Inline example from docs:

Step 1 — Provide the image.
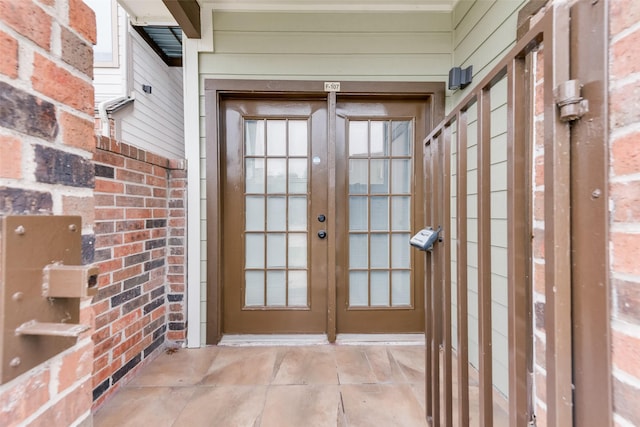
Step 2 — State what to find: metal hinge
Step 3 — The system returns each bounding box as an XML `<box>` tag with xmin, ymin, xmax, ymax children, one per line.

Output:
<box><xmin>554</xmin><ymin>80</ymin><xmax>589</xmax><ymax>122</ymax></box>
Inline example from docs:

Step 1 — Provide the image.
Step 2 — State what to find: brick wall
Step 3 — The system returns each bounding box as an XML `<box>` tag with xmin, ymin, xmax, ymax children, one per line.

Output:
<box><xmin>609</xmin><ymin>1</ymin><xmax>640</xmax><ymax>425</ymax></box>
<box><xmin>0</xmin><ymin>0</ymin><xmax>96</xmax><ymax>425</ymax></box>
<box><xmin>91</xmin><ymin>135</ymin><xmax>186</xmax><ymax>408</ymax></box>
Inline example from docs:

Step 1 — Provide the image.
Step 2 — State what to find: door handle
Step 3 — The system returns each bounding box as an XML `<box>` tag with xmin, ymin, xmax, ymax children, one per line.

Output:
<box><xmin>317</xmin><ymin>230</ymin><xmax>327</xmax><ymax>239</ymax></box>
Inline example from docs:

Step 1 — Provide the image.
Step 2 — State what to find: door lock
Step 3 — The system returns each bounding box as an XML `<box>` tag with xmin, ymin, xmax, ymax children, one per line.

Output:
<box><xmin>318</xmin><ymin>230</ymin><xmax>327</xmax><ymax>239</ymax></box>
<box><xmin>317</xmin><ymin>214</ymin><xmax>326</xmax><ymax>223</ymax></box>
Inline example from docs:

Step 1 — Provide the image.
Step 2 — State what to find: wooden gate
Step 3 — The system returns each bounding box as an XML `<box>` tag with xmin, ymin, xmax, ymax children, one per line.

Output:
<box><xmin>422</xmin><ymin>1</ymin><xmax>610</xmax><ymax>426</ymax></box>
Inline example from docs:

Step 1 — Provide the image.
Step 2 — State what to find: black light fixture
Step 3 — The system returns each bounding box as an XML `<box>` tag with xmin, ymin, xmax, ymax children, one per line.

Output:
<box><xmin>142</xmin><ymin>84</ymin><xmax>152</xmax><ymax>94</ymax></box>
<box><xmin>448</xmin><ymin>65</ymin><xmax>473</xmax><ymax>90</ymax></box>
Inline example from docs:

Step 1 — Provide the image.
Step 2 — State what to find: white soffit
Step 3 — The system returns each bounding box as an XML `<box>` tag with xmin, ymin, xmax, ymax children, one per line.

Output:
<box><xmin>117</xmin><ymin>0</ymin><xmax>177</xmax><ymax>25</ymax></box>
<box><xmin>118</xmin><ymin>0</ymin><xmax>458</xmax><ymax>22</ymax></box>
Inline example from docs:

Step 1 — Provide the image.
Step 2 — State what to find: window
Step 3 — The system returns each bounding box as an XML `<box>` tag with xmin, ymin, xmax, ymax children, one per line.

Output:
<box><xmin>85</xmin><ymin>0</ymin><xmax>119</xmax><ymax>67</ymax></box>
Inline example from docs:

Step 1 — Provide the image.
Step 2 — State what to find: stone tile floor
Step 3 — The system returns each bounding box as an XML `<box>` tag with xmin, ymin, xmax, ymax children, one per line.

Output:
<box><xmin>93</xmin><ymin>345</ymin><xmax>428</xmax><ymax>427</ymax></box>
<box><xmin>93</xmin><ymin>344</ymin><xmax>509</xmax><ymax>426</ymax></box>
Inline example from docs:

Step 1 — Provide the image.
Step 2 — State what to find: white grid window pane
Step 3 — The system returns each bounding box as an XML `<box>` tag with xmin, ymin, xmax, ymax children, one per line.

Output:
<box><xmin>245</xmin><ymin>196</ymin><xmax>264</xmax><ymax>231</ymax></box>
<box><xmin>288</xmin><ymin>158</ymin><xmax>308</xmax><ymax>194</ymax></box>
<box><xmin>288</xmin><ymin>196</ymin><xmax>307</xmax><ymax>231</ymax></box>
<box><xmin>370</xmin><ymin>234</ymin><xmax>389</xmax><ymax>268</ymax></box>
<box><xmin>371</xmin><ymin>271</ymin><xmax>390</xmax><ymax>306</ymax></box>
<box><xmin>245</xmin><ymin>120</ymin><xmax>265</xmax><ymax>156</ymax></box>
<box><xmin>267</xmin><ymin>196</ymin><xmax>286</xmax><ymax>231</ymax></box>
<box><xmin>349</xmin><ymin>121</ymin><xmax>368</xmax><ymax>157</ymax></box>
<box><xmin>288</xmin><ymin>120</ymin><xmax>308</xmax><ymax>156</ymax></box>
<box><xmin>349</xmin><ymin>271</ymin><xmax>368</xmax><ymax>306</ymax></box>
<box><xmin>288</xmin><ymin>271</ymin><xmax>307</xmax><ymax>307</ymax></box>
<box><xmin>245</xmin><ymin>271</ymin><xmax>264</xmax><ymax>306</ymax></box>
<box><xmin>245</xmin><ymin>234</ymin><xmax>264</xmax><ymax>268</ymax></box>
<box><xmin>371</xmin><ymin>196</ymin><xmax>389</xmax><ymax>231</ymax></box>
<box><xmin>267</xmin><ymin>159</ymin><xmax>286</xmax><ymax>193</ymax></box>
<box><xmin>349</xmin><ymin>234</ymin><xmax>368</xmax><ymax>269</ymax></box>
<box><xmin>267</xmin><ymin>120</ymin><xmax>286</xmax><ymax>156</ymax></box>
<box><xmin>245</xmin><ymin>158</ymin><xmax>265</xmax><ymax>193</ymax></box>
<box><xmin>266</xmin><ymin>233</ymin><xmax>286</xmax><ymax>268</ymax></box>
<box><xmin>391</xmin><ymin>233</ymin><xmax>410</xmax><ymax>268</ymax></box>
<box><xmin>288</xmin><ymin>233</ymin><xmax>307</xmax><ymax>268</ymax></box>
<box><xmin>267</xmin><ymin>271</ymin><xmax>286</xmax><ymax>306</ymax></box>
<box><xmin>392</xmin><ymin>270</ymin><xmax>411</xmax><ymax>306</ymax></box>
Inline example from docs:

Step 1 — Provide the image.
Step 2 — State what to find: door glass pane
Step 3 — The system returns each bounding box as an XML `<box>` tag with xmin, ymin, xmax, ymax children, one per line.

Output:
<box><xmin>288</xmin><ymin>271</ymin><xmax>307</xmax><ymax>307</ymax></box>
<box><xmin>267</xmin><ymin>270</ymin><xmax>286</xmax><ymax>305</ymax></box>
<box><xmin>370</xmin><ymin>234</ymin><xmax>389</xmax><ymax>268</ymax></box>
<box><xmin>246</xmin><ymin>196</ymin><xmax>264</xmax><ymax>231</ymax></box>
<box><xmin>245</xmin><ymin>120</ymin><xmax>265</xmax><ymax>156</ymax></box>
<box><xmin>245</xmin><ymin>233</ymin><xmax>264</xmax><ymax>268</ymax></box>
<box><xmin>267</xmin><ymin>197</ymin><xmax>286</xmax><ymax>231</ymax></box>
<box><xmin>246</xmin><ymin>158</ymin><xmax>265</xmax><ymax>193</ymax></box>
<box><xmin>370</xmin><ymin>121</ymin><xmax>388</xmax><ymax>156</ymax></box>
<box><xmin>267</xmin><ymin>158</ymin><xmax>286</xmax><ymax>193</ymax></box>
<box><xmin>349</xmin><ymin>159</ymin><xmax>368</xmax><ymax>194</ymax></box>
<box><xmin>289</xmin><ymin>120</ymin><xmax>307</xmax><ymax>156</ymax></box>
<box><xmin>245</xmin><ymin>271</ymin><xmax>264</xmax><ymax>306</ymax></box>
<box><xmin>371</xmin><ymin>271</ymin><xmax>390</xmax><ymax>306</ymax></box>
<box><xmin>392</xmin><ymin>270</ymin><xmax>411</xmax><ymax>306</ymax></box>
<box><xmin>288</xmin><ymin>158</ymin><xmax>308</xmax><ymax>194</ymax></box>
<box><xmin>266</xmin><ymin>233</ymin><xmax>286</xmax><ymax>268</ymax></box>
<box><xmin>243</xmin><ymin>115</ymin><xmax>311</xmax><ymax>310</ymax></box>
<box><xmin>391</xmin><ymin>196</ymin><xmax>410</xmax><ymax>231</ymax></box>
<box><xmin>391</xmin><ymin>121</ymin><xmax>411</xmax><ymax>156</ymax></box>
<box><xmin>288</xmin><ymin>196</ymin><xmax>307</xmax><ymax>231</ymax></box>
<box><xmin>349</xmin><ymin>271</ymin><xmax>368</xmax><ymax>306</ymax></box>
<box><xmin>267</xmin><ymin>120</ymin><xmax>286</xmax><ymax>156</ymax></box>
<box><xmin>288</xmin><ymin>233</ymin><xmax>307</xmax><ymax>268</ymax></box>
<box><xmin>349</xmin><ymin>234</ymin><xmax>368</xmax><ymax>269</ymax></box>
<box><xmin>347</xmin><ymin>118</ymin><xmax>413</xmax><ymax>309</ymax></box>
<box><xmin>370</xmin><ymin>159</ymin><xmax>389</xmax><ymax>194</ymax></box>
<box><xmin>370</xmin><ymin>196</ymin><xmax>389</xmax><ymax>231</ymax></box>
<box><xmin>392</xmin><ymin>233</ymin><xmax>410</xmax><ymax>268</ymax></box>
<box><xmin>349</xmin><ymin>196</ymin><xmax>368</xmax><ymax>231</ymax></box>
<box><xmin>392</xmin><ymin>159</ymin><xmax>411</xmax><ymax>193</ymax></box>
<box><xmin>349</xmin><ymin>121</ymin><xmax>368</xmax><ymax>156</ymax></box>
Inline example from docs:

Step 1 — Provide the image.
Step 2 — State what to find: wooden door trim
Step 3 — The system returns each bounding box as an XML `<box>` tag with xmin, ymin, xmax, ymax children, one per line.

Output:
<box><xmin>205</xmin><ymin>79</ymin><xmax>445</xmax><ymax>344</ymax></box>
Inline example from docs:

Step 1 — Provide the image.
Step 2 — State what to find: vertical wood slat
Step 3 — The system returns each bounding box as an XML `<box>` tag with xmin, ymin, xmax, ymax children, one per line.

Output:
<box><xmin>477</xmin><ymin>88</ymin><xmax>493</xmax><ymax>427</ymax></box>
<box><xmin>543</xmin><ymin>4</ymin><xmax>574</xmax><ymax>426</ymax></box>
<box><xmin>424</xmin><ymin>139</ymin><xmax>434</xmax><ymax>425</ymax></box>
<box><xmin>456</xmin><ymin>112</ymin><xmax>470</xmax><ymax>427</ymax></box>
<box><xmin>507</xmin><ymin>57</ymin><xmax>532</xmax><ymax>425</ymax></box>
<box><xmin>442</xmin><ymin>126</ymin><xmax>453</xmax><ymax>427</ymax></box>
<box><xmin>431</xmin><ymin>135</ymin><xmax>442</xmax><ymax>426</ymax></box>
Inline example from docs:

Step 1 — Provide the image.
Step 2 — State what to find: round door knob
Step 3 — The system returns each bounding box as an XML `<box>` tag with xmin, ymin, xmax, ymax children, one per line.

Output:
<box><xmin>318</xmin><ymin>230</ymin><xmax>327</xmax><ymax>239</ymax></box>
<box><xmin>317</xmin><ymin>214</ymin><xmax>326</xmax><ymax>223</ymax></box>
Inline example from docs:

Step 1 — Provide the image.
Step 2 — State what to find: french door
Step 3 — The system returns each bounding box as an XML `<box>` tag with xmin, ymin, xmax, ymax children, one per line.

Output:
<box><xmin>219</xmin><ymin>92</ymin><xmax>428</xmax><ymax>335</ymax></box>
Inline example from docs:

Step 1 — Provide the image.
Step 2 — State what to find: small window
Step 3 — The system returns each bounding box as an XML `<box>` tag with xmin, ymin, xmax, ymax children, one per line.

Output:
<box><xmin>85</xmin><ymin>0</ymin><xmax>119</xmax><ymax>67</ymax></box>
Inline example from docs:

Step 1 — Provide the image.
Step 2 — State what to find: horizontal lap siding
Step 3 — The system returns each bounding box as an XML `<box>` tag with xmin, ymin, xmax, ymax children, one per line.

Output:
<box><xmin>120</xmin><ymin>28</ymin><xmax>184</xmax><ymax>159</ymax></box>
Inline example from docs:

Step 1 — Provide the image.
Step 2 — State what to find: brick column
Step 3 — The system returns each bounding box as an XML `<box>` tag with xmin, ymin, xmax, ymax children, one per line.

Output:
<box><xmin>609</xmin><ymin>1</ymin><xmax>640</xmax><ymax>425</ymax></box>
<box><xmin>0</xmin><ymin>0</ymin><xmax>96</xmax><ymax>425</ymax></box>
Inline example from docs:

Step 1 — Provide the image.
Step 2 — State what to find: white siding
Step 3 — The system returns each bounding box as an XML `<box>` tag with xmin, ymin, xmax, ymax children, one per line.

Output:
<box><xmin>118</xmin><ymin>26</ymin><xmax>184</xmax><ymax>159</ymax></box>
<box><xmin>447</xmin><ymin>0</ymin><xmax>527</xmax><ymax>111</ymax></box>
<box><xmin>93</xmin><ymin>5</ymin><xmax>128</xmax><ymax>104</ymax></box>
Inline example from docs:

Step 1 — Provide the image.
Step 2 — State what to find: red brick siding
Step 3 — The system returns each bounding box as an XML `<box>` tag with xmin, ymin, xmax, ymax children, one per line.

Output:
<box><xmin>0</xmin><ymin>1</ymin><xmax>95</xmax><ymax>425</ymax></box>
<box><xmin>609</xmin><ymin>0</ymin><xmax>640</xmax><ymax>425</ymax></box>
<box><xmin>91</xmin><ymin>136</ymin><xmax>186</xmax><ymax>408</ymax></box>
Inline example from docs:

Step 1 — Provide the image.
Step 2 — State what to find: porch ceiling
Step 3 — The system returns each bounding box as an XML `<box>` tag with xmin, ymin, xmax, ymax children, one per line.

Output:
<box><xmin>118</xmin><ymin>0</ymin><xmax>458</xmax><ymax>26</ymax></box>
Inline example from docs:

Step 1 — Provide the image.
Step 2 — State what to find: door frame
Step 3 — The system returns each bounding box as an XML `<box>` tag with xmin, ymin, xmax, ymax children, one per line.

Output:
<box><xmin>204</xmin><ymin>79</ymin><xmax>445</xmax><ymax>344</ymax></box>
